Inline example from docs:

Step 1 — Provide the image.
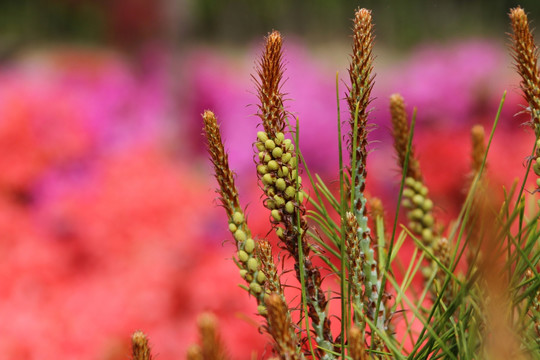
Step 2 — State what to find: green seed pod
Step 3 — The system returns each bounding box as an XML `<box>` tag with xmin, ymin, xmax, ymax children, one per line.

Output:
<box><xmin>419</xmin><ymin>185</ymin><xmax>429</xmax><ymax>196</ymax></box>
<box><xmin>413</xmin><ymin>181</ymin><xmax>424</xmax><ymax>193</ymax></box>
<box><xmin>245</xmin><ymin>274</ymin><xmax>253</xmax><ymax>282</ymax></box>
<box><xmin>265</xmin><ymin>139</ymin><xmax>276</xmax><ymax>150</ymax></box>
<box><xmin>537</xmin><ymin>178</ymin><xmax>540</xmax><ymax>188</ymax></box>
<box><xmin>410</xmin><ymin>208</ymin><xmax>424</xmax><ymax>220</ymax></box>
<box><xmin>288</xmin><ymin>143</ymin><xmax>295</xmax><ymax>152</ymax></box>
<box><xmin>421</xmin><ymin>267</ymin><xmax>433</xmax><ymax>279</ymax></box>
<box><xmin>275</xmin><ymin>132</ymin><xmax>285</xmax><ymax>145</ymax></box>
<box><xmin>266</xmin><ymin>186</ymin><xmax>276</xmax><ymax>198</ymax></box>
<box><xmin>233</xmin><ymin>212</ymin><xmax>244</xmax><ymax>225</ymax></box>
<box><xmin>250</xmin><ymin>282</ymin><xmax>262</xmax><ymax>294</ymax></box>
<box><xmin>403</xmin><ymin>188</ymin><xmax>415</xmax><ymax>198</ymax></box>
<box><xmin>239</xmin><ymin>269</ymin><xmax>248</xmax><ymax>279</ymax></box>
<box><xmin>234</xmin><ymin>229</ymin><xmax>246</xmax><ymax>242</ymax></box>
<box><xmin>289</xmin><ymin>157</ymin><xmax>297</xmax><ymax>169</ymax></box>
<box><xmin>263</xmin><ymin>153</ymin><xmax>272</xmax><ymax>163</ymax></box>
<box><xmin>262</xmin><ymin>173</ymin><xmax>274</xmax><ymax>185</ymax></box>
<box><xmin>297</xmin><ymin>176</ymin><xmax>302</xmax><ymax>185</ymax></box>
<box><xmin>412</xmin><ymin>194</ymin><xmax>424</xmax><ymax>206</ymax></box>
<box><xmin>257</xmin><ymin>131</ymin><xmax>269</xmax><ymax>143</ymax></box>
<box><xmin>238</xmin><ymin>250</ymin><xmax>249</xmax><ymax>262</ymax></box>
<box><xmin>285</xmin><ymin>201</ymin><xmax>295</xmax><ymax>214</ymax></box>
<box><xmin>533</xmin><ymin>163</ymin><xmax>540</xmax><ymax>176</ymax></box>
<box><xmin>422</xmin><ymin>213</ymin><xmax>434</xmax><ymax>227</ymax></box>
<box><xmin>290</xmin><ymin>169</ymin><xmax>298</xmax><ymax>181</ymax></box>
<box><xmin>281</xmin><ymin>152</ymin><xmax>292</xmax><ymax>164</ymax></box>
<box><xmin>275</xmin><ymin>178</ymin><xmax>286</xmax><ymax>191</ymax></box>
<box><xmin>536</xmin><ymin>157</ymin><xmax>540</xmax><ymax>166</ymax></box>
<box><xmin>256</xmin><ymin>271</ymin><xmax>266</xmax><ymax>284</ymax></box>
<box><xmin>244</xmin><ymin>238</ymin><xmax>255</xmax><ymax>253</ymax></box>
<box><xmin>275</xmin><ymin>227</ymin><xmax>284</xmax><ymax>238</ymax></box>
<box><xmin>247</xmin><ymin>258</ymin><xmax>259</xmax><ymax>272</ymax></box>
<box><xmin>401</xmin><ymin>199</ymin><xmax>412</xmax><ymax>209</ymax></box>
<box><xmin>266</xmin><ymin>200</ymin><xmax>276</xmax><ymax>209</ymax></box>
<box><xmin>281</xmin><ymin>166</ymin><xmax>289</xmax><ymax>177</ymax></box>
<box><xmin>284</xmin><ymin>186</ymin><xmax>295</xmax><ymax>199</ymax></box>
<box><xmin>273</xmin><ymin>195</ymin><xmax>285</xmax><ymax>208</ymax></box>
<box><xmin>257</xmin><ymin>164</ymin><xmax>267</xmax><ymax>175</ymax></box>
<box><xmin>421</xmin><ymin>228</ymin><xmax>433</xmax><ymax>243</ymax></box>
<box><xmin>272</xmin><ymin>147</ymin><xmax>283</xmax><ymax>159</ymax></box>
<box><xmin>271</xmin><ymin>209</ymin><xmax>282</xmax><ymax>222</ymax></box>
<box><xmin>257</xmin><ymin>305</ymin><xmax>267</xmax><ymax>315</ymax></box>
<box><xmin>256</xmin><ymin>142</ymin><xmax>265</xmax><ymax>152</ymax></box>
<box><xmin>298</xmin><ymin>191</ymin><xmax>304</xmax><ymax>203</ymax></box>
<box><xmin>537</xmin><ymin>139</ymin><xmax>540</xmax><ymax>149</ymax></box>
<box><xmin>228</xmin><ymin>223</ymin><xmax>237</xmax><ymax>233</ymax></box>
<box><xmin>405</xmin><ymin>177</ymin><xmax>416</xmax><ymax>188</ymax></box>
<box><xmin>258</xmin><ymin>151</ymin><xmax>265</xmax><ymax>160</ymax></box>
<box><xmin>267</xmin><ymin>160</ymin><xmax>279</xmax><ymax>171</ymax></box>
<box><xmin>422</xmin><ymin>198</ymin><xmax>433</xmax><ymax>212</ymax></box>
<box><xmin>283</xmin><ymin>139</ymin><xmax>292</xmax><ymax>149</ymax></box>
<box><xmin>277</xmin><ymin>168</ymin><xmax>283</xmax><ymax>177</ymax></box>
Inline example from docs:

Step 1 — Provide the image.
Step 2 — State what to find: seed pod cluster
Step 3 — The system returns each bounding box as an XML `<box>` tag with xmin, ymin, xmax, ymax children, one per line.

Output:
<box><xmin>255</xmin><ymin>131</ymin><xmax>305</xmax><ymax>244</ymax></box>
<box><xmin>228</xmin><ymin>210</ymin><xmax>267</xmax><ymax>308</ymax></box>
<box><xmin>402</xmin><ymin>176</ymin><xmax>436</xmax><ymax>247</ymax></box>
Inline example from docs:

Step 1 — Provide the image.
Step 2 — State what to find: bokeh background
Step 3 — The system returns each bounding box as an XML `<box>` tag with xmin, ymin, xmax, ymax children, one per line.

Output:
<box><xmin>1</xmin><ymin>0</ymin><xmax>540</xmax><ymax>359</ymax></box>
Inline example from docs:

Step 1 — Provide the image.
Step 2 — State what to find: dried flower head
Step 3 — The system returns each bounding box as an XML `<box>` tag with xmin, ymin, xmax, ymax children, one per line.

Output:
<box><xmin>131</xmin><ymin>331</ymin><xmax>152</xmax><ymax>360</ymax></box>
<box><xmin>390</xmin><ymin>93</ymin><xmax>421</xmax><ymax>181</ymax></box>
<box><xmin>265</xmin><ymin>293</ymin><xmax>303</xmax><ymax>359</ymax></box>
<box><xmin>509</xmin><ymin>7</ymin><xmax>540</xmax><ymax>130</ymax></box>
<box><xmin>471</xmin><ymin>124</ymin><xmax>486</xmax><ymax>174</ymax></box>
<box><xmin>202</xmin><ymin>110</ymin><xmax>240</xmax><ymax>217</ymax></box>
<box><xmin>255</xmin><ymin>31</ymin><xmax>286</xmax><ymax>138</ymax></box>
<box><xmin>197</xmin><ymin>313</ymin><xmax>229</xmax><ymax>360</ymax></box>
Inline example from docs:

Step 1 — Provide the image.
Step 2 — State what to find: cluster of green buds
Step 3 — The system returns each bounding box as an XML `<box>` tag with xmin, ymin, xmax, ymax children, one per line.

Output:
<box><xmin>255</xmin><ymin>131</ymin><xmax>304</xmax><ymax>240</ymax></box>
<box><xmin>227</xmin><ymin>210</ymin><xmax>267</xmax><ymax>313</ymax></box>
<box><xmin>402</xmin><ymin>176</ymin><xmax>436</xmax><ymax>247</ymax></box>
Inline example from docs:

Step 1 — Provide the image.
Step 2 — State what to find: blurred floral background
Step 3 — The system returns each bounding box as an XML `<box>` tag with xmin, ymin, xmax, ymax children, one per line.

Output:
<box><xmin>1</xmin><ymin>0</ymin><xmax>540</xmax><ymax>359</ymax></box>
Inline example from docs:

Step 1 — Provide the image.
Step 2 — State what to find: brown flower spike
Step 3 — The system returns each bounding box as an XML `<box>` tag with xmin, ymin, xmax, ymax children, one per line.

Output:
<box><xmin>509</xmin><ymin>7</ymin><xmax>540</xmax><ymax>130</ymax></box>
<box><xmin>253</xmin><ymin>31</ymin><xmax>334</xmax><ymax>357</ymax></box>
<box><xmin>131</xmin><ymin>331</ymin><xmax>152</xmax><ymax>360</ymax></box>
<box><xmin>255</xmin><ymin>30</ymin><xmax>286</xmax><ymax>138</ymax></box>
<box><xmin>390</xmin><ymin>93</ymin><xmax>421</xmax><ymax>181</ymax></box>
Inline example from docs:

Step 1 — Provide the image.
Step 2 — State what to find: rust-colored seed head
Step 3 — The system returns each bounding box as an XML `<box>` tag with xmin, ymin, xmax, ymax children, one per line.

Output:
<box><xmin>389</xmin><ymin>93</ymin><xmax>421</xmax><ymax>181</ymax></box>
<box><xmin>256</xmin><ymin>31</ymin><xmax>286</xmax><ymax>138</ymax></box>
<box><xmin>348</xmin><ymin>326</ymin><xmax>367</xmax><ymax>360</ymax></box>
<box><xmin>202</xmin><ymin>110</ymin><xmax>240</xmax><ymax>217</ymax></box>
<box><xmin>348</xmin><ymin>8</ymin><xmax>375</xmax><ymax>169</ymax></box>
<box><xmin>471</xmin><ymin>124</ymin><xmax>486</xmax><ymax>173</ymax></box>
<box><xmin>265</xmin><ymin>293</ymin><xmax>301</xmax><ymax>359</ymax></box>
<box><xmin>198</xmin><ymin>313</ymin><xmax>229</xmax><ymax>360</ymax></box>
<box><xmin>131</xmin><ymin>331</ymin><xmax>152</xmax><ymax>360</ymax></box>
<box><xmin>509</xmin><ymin>7</ymin><xmax>540</xmax><ymax>129</ymax></box>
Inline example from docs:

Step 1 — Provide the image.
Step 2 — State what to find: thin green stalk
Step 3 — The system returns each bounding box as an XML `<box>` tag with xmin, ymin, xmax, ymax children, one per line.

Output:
<box><xmin>337</xmin><ymin>71</ymin><xmax>348</xmax><ymax>359</ymax></box>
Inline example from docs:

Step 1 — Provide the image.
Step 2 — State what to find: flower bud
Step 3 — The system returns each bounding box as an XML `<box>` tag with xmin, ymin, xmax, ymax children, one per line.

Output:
<box><xmin>285</xmin><ymin>201</ymin><xmax>295</xmax><ymax>214</ymax></box>
<box><xmin>272</xmin><ymin>147</ymin><xmax>283</xmax><ymax>158</ymax></box>
<box><xmin>247</xmin><ymin>258</ymin><xmax>259</xmax><ymax>272</ymax></box>
<box><xmin>244</xmin><ymin>238</ymin><xmax>255</xmax><ymax>253</ymax></box>
<box><xmin>265</xmin><ymin>139</ymin><xmax>276</xmax><ymax>150</ymax></box>
<box><xmin>276</xmin><ymin>178</ymin><xmax>286</xmax><ymax>191</ymax></box>
<box><xmin>233</xmin><ymin>211</ymin><xmax>244</xmax><ymax>224</ymax></box>
<box><xmin>275</xmin><ymin>132</ymin><xmax>285</xmax><ymax>145</ymax></box>
<box><xmin>257</xmin><ymin>131</ymin><xmax>269</xmax><ymax>143</ymax></box>
<box><xmin>234</xmin><ymin>229</ymin><xmax>246</xmax><ymax>242</ymax></box>
<box><xmin>267</xmin><ymin>160</ymin><xmax>279</xmax><ymax>171</ymax></box>
<box><xmin>238</xmin><ymin>250</ymin><xmax>249</xmax><ymax>262</ymax></box>
<box><xmin>271</xmin><ymin>209</ymin><xmax>282</xmax><ymax>221</ymax></box>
